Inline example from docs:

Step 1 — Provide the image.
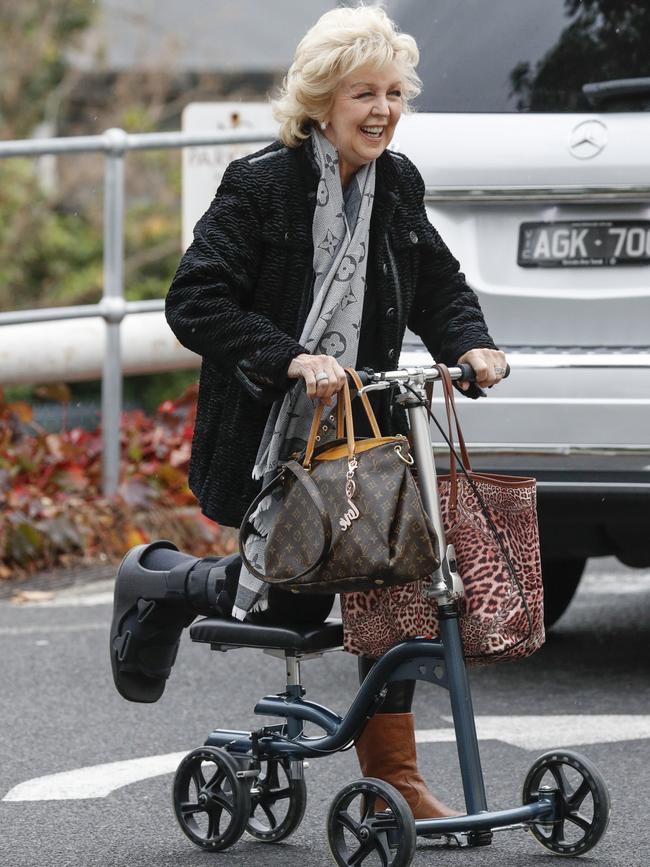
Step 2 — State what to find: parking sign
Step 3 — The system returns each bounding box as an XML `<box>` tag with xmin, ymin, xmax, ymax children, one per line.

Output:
<box><xmin>181</xmin><ymin>102</ymin><xmax>277</xmax><ymax>249</ymax></box>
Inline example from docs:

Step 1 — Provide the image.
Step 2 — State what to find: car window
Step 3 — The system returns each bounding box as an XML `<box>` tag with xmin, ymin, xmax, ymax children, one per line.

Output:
<box><xmin>386</xmin><ymin>0</ymin><xmax>650</xmax><ymax>112</ymax></box>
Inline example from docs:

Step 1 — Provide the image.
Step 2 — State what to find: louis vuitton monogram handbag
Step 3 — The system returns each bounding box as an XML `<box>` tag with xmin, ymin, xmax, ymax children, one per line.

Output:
<box><xmin>239</xmin><ymin>369</ymin><xmax>440</xmax><ymax>593</ymax></box>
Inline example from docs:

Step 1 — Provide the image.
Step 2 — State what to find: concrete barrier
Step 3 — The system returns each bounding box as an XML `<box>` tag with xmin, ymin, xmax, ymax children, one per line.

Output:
<box><xmin>0</xmin><ymin>312</ymin><xmax>200</xmax><ymax>386</ymax></box>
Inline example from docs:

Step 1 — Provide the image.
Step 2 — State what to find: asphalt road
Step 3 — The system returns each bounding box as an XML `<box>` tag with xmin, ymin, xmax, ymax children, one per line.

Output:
<box><xmin>0</xmin><ymin>558</ymin><xmax>649</xmax><ymax>867</ymax></box>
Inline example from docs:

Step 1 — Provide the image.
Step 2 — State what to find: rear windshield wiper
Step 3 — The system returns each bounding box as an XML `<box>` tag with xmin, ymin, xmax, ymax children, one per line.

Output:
<box><xmin>582</xmin><ymin>77</ymin><xmax>650</xmax><ymax>110</ymax></box>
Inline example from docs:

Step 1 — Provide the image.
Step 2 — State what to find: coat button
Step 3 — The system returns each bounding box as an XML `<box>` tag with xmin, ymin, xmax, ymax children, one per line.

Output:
<box><xmin>409</xmin><ymin>231</ymin><xmax>418</xmax><ymax>244</ymax></box>
<box><xmin>388</xmin><ymin>348</ymin><xmax>396</xmax><ymax>360</ymax></box>
<box><xmin>382</xmin><ymin>262</ymin><xmax>388</xmax><ymax>275</ymax></box>
<box><xmin>385</xmin><ymin>307</ymin><xmax>396</xmax><ymax>320</ymax></box>
<box><xmin>284</xmin><ymin>231</ymin><xmax>290</xmax><ymax>241</ymax></box>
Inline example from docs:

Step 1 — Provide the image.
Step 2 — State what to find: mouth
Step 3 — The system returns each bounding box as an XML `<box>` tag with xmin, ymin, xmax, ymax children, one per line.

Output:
<box><xmin>359</xmin><ymin>126</ymin><xmax>386</xmax><ymax>142</ymax></box>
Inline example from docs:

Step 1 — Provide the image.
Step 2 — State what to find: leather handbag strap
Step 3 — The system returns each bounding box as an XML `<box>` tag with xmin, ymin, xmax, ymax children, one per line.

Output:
<box><xmin>425</xmin><ymin>369</ymin><xmax>470</xmax><ymax>467</ymax></box>
<box><xmin>336</xmin><ymin>388</ymin><xmax>347</xmax><ymax>440</ymax></box>
<box><xmin>425</xmin><ymin>364</ymin><xmax>473</xmax><ymax>512</ymax></box>
<box><xmin>337</xmin><ymin>368</ymin><xmax>382</xmax><ymax>439</ymax></box>
<box><xmin>238</xmin><ymin>459</ymin><xmax>333</xmax><ymax>583</ymax></box>
<box><xmin>303</xmin><ymin>400</ymin><xmax>327</xmax><ymax>468</ymax></box>
<box><xmin>304</xmin><ymin>376</ymin><xmax>356</xmax><ymax>467</ymax></box>
<box><xmin>435</xmin><ymin>365</ymin><xmax>472</xmax><ymax>468</ymax></box>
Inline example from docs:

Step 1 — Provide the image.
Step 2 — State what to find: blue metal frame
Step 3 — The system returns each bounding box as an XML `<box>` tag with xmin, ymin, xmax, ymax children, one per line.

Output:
<box><xmin>201</xmin><ymin>378</ymin><xmax>561</xmax><ymax>840</ymax></box>
<box><xmin>204</xmin><ymin>605</ymin><xmax>557</xmax><ymax>836</ymax></box>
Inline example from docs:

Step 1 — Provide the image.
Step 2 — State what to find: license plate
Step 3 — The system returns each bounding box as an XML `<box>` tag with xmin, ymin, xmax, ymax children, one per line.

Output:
<box><xmin>518</xmin><ymin>220</ymin><xmax>650</xmax><ymax>267</ymax></box>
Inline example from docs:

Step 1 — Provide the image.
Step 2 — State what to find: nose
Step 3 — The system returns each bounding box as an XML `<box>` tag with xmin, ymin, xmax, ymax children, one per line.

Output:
<box><xmin>371</xmin><ymin>94</ymin><xmax>390</xmax><ymax>117</ymax></box>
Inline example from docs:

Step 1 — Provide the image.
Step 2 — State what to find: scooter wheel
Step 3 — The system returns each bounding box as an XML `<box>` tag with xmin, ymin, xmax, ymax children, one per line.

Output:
<box><xmin>327</xmin><ymin>777</ymin><xmax>416</xmax><ymax>867</ymax></box>
<box><xmin>522</xmin><ymin>749</ymin><xmax>611</xmax><ymax>856</ymax></box>
<box><xmin>173</xmin><ymin>746</ymin><xmax>251</xmax><ymax>851</ymax></box>
<box><xmin>246</xmin><ymin>757</ymin><xmax>307</xmax><ymax>842</ymax></box>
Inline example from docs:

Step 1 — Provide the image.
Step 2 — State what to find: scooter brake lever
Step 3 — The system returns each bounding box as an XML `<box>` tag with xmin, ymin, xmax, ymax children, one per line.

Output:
<box><xmin>358</xmin><ymin>381</ymin><xmax>391</xmax><ymax>396</ymax></box>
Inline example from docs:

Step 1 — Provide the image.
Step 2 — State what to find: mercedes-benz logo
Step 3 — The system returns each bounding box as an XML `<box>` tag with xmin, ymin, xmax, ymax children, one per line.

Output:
<box><xmin>568</xmin><ymin>119</ymin><xmax>608</xmax><ymax>160</ymax></box>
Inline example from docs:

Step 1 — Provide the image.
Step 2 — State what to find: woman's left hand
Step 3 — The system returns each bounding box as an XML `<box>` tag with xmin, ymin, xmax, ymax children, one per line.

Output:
<box><xmin>456</xmin><ymin>348</ymin><xmax>508</xmax><ymax>391</ymax></box>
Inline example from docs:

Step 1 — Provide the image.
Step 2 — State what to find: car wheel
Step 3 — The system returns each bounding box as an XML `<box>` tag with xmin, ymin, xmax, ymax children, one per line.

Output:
<box><xmin>541</xmin><ymin>556</ymin><xmax>586</xmax><ymax>629</ymax></box>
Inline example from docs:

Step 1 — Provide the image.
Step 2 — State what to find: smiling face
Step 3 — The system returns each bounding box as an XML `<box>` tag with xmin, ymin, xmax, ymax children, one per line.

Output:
<box><xmin>323</xmin><ymin>61</ymin><xmax>403</xmax><ymax>187</ymax></box>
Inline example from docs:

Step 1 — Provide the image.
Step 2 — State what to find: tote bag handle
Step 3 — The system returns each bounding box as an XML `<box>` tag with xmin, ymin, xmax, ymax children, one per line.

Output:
<box><xmin>429</xmin><ymin>364</ymin><xmax>474</xmax><ymax>512</ymax></box>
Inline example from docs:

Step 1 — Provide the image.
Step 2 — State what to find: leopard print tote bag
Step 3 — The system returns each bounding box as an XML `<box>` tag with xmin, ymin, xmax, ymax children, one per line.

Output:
<box><xmin>341</xmin><ymin>365</ymin><xmax>545</xmax><ymax>663</ymax></box>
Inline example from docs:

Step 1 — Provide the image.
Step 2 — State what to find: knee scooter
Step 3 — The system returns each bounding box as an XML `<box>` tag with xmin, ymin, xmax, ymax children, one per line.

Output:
<box><xmin>161</xmin><ymin>365</ymin><xmax>610</xmax><ymax>864</ymax></box>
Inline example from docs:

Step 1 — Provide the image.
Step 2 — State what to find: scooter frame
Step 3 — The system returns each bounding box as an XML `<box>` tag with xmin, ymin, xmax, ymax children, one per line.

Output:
<box><xmin>198</xmin><ymin>366</ymin><xmax>558</xmax><ymax>844</ymax></box>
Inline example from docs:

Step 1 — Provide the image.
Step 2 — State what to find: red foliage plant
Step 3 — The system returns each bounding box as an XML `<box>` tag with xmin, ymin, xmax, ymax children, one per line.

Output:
<box><xmin>0</xmin><ymin>384</ymin><xmax>231</xmax><ymax>578</ymax></box>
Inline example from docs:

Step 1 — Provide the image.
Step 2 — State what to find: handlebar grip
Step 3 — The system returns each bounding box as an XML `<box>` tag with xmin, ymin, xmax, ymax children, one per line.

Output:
<box><xmin>349</xmin><ymin>368</ymin><xmax>373</xmax><ymax>386</ymax></box>
<box><xmin>458</xmin><ymin>363</ymin><xmax>476</xmax><ymax>382</ymax></box>
<box><xmin>458</xmin><ymin>362</ymin><xmax>510</xmax><ymax>383</ymax></box>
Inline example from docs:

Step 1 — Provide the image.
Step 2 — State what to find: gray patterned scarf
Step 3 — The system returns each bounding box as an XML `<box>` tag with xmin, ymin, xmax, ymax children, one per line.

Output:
<box><xmin>231</xmin><ymin>128</ymin><xmax>376</xmax><ymax>619</ymax></box>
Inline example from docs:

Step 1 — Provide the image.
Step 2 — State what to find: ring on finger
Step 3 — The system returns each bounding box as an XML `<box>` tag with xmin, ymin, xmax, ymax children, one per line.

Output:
<box><xmin>315</xmin><ymin>371</ymin><xmax>329</xmax><ymax>382</ymax></box>
<box><xmin>494</xmin><ymin>366</ymin><xmax>506</xmax><ymax>375</ymax></box>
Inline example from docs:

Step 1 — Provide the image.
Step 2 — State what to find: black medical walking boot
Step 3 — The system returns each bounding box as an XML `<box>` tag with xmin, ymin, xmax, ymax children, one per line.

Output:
<box><xmin>109</xmin><ymin>540</ymin><xmax>241</xmax><ymax>703</ymax></box>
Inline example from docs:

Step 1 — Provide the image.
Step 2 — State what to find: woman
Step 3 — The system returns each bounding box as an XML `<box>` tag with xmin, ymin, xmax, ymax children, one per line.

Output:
<box><xmin>111</xmin><ymin>5</ymin><xmax>507</xmax><ymax>819</ymax></box>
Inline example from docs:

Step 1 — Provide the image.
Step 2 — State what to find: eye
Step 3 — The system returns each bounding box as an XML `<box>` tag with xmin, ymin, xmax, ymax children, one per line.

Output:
<box><xmin>354</xmin><ymin>91</ymin><xmax>373</xmax><ymax>99</ymax></box>
<box><xmin>389</xmin><ymin>89</ymin><xmax>402</xmax><ymax>98</ymax></box>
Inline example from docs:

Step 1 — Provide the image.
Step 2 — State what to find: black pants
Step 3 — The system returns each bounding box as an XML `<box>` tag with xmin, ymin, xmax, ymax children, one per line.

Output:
<box><xmin>358</xmin><ymin>655</ymin><xmax>415</xmax><ymax>714</ymax></box>
<box><xmin>247</xmin><ymin>587</ymin><xmax>336</xmax><ymax>626</ymax></box>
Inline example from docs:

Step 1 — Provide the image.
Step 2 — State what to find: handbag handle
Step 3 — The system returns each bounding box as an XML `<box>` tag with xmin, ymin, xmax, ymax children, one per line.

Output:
<box><xmin>336</xmin><ymin>368</ymin><xmax>382</xmax><ymax>439</ymax></box>
<box><xmin>425</xmin><ymin>365</ymin><xmax>471</xmax><ymax>474</ymax></box>
<box><xmin>435</xmin><ymin>365</ymin><xmax>472</xmax><ymax>466</ymax></box>
<box><xmin>238</xmin><ymin>459</ymin><xmax>333</xmax><ymax>583</ymax></box>
<box><xmin>432</xmin><ymin>364</ymin><xmax>474</xmax><ymax>512</ymax></box>
<box><xmin>303</xmin><ymin>375</ymin><xmax>357</xmax><ymax>468</ymax></box>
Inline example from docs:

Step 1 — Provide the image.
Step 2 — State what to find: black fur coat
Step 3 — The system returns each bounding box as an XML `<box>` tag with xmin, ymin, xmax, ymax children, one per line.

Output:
<box><xmin>165</xmin><ymin>138</ymin><xmax>496</xmax><ymax>526</ymax></box>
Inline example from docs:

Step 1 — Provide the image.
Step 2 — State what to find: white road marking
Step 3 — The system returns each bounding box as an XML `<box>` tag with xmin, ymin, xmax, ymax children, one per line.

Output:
<box><xmin>2</xmin><ymin>752</ymin><xmax>189</xmax><ymax>802</ymax></box>
<box><xmin>417</xmin><ymin>714</ymin><xmax>650</xmax><ymax>750</ymax></box>
<box><xmin>0</xmin><ymin>623</ymin><xmax>106</xmax><ymax>637</ymax></box>
<box><xmin>578</xmin><ymin>571</ymin><xmax>650</xmax><ymax>595</ymax></box>
<box><xmin>6</xmin><ymin>581</ymin><xmax>115</xmax><ymax>608</ymax></box>
<box><xmin>3</xmin><ymin>715</ymin><xmax>649</xmax><ymax>802</ymax></box>
<box><xmin>40</xmin><ymin>591</ymin><xmax>115</xmax><ymax>606</ymax></box>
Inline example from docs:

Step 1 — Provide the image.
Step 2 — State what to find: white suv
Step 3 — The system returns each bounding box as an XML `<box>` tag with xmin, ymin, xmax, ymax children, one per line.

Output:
<box><xmin>388</xmin><ymin>0</ymin><xmax>650</xmax><ymax>625</ymax></box>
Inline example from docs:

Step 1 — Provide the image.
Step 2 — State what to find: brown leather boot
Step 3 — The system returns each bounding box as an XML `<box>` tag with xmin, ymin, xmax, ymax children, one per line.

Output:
<box><xmin>354</xmin><ymin>712</ymin><xmax>461</xmax><ymax>819</ymax></box>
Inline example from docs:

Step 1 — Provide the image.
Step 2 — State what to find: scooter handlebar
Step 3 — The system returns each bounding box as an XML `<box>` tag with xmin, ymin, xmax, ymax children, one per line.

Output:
<box><xmin>351</xmin><ymin>362</ymin><xmax>510</xmax><ymax>387</ymax></box>
<box><xmin>458</xmin><ymin>362</ymin><xmax>511</xmax><ymax>383</ymax></box>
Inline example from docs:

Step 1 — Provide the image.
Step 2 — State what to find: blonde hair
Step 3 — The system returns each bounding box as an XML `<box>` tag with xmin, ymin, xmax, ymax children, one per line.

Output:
<box><xmin>272</xmin><ymin>4</ymin><xmax>421</xmax><ymax>147</ymax></box>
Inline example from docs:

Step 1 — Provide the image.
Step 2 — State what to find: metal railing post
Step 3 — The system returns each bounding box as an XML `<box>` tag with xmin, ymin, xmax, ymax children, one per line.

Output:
<box><xmin>101</xmin><ymin>128</ymin><xmax>128</xmax><ymax>496</ymax></box>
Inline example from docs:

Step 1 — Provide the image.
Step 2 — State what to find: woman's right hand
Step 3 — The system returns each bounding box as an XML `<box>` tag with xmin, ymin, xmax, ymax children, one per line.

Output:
<box><xmin>287</xmin><ymin>353</ymin><xmax>347</xmax><ymax>403</ymax></box>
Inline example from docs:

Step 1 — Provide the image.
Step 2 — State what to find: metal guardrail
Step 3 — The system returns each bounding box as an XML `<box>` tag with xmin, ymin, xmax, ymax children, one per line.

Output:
<box><xmin>0</xmin><ymin>127</ymin><xmax>277</xmax><ymax>495</ymax></box>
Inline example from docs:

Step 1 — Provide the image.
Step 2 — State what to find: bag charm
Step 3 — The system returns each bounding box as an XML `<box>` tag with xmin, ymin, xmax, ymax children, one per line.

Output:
<box><xmin>340</xmin><ymin>457</ymin><xmax>360</xmax><ymax>531</ymax></box>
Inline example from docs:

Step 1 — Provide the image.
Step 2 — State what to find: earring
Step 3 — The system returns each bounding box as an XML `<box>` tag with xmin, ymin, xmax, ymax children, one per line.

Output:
<box><xmin>320</xmin><ymin>121</ymin><xmax>328</xmax><ymax>131</ymax></box>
